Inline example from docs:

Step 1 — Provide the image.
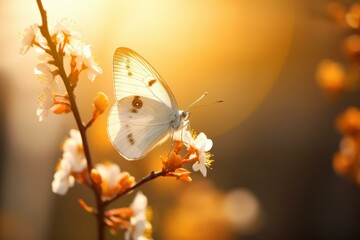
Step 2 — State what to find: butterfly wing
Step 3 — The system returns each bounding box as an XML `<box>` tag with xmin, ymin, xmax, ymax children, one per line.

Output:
<box><xmin>112</xmin><ymin>47</ymin><xmax>179</xmax><ymax>110</ymax></box>
<box><xmin>108</xmin><ymin>96</ymin><xmax>176</xmax><ymax>160</ymax></box>
<box><xmin>108</xmin><ymin>48</ymin><xmax>183</xmax><ymax>159</ymax></box>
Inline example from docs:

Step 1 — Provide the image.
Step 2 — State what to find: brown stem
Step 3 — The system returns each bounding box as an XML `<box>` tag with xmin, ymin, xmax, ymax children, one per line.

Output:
<box><xmin>85</xmin><ymin>111</ymin><xmax>99</xmax><ymax>129</ymax></box>
<box><xmin>97</xmin><ymin>201</ymin><xmax>106</xmax><ymax>239</ymax></box>
<box><xmin>35</xmin><ymin>1</ymin><xmax>104</xmax><ymax>239</ymax></box>
<box><xmin>35</xmin><ymin>2</ymin><xmax>168</xmax><ymax>239</ymax></box>
<box><xmin>105</xmin><ymin>169</ymin><xmax>166</xmax><ymax>205</ymax></box>
<box><xmin>36</xmin><ymin>0</ymin><xmax>93</xmax><ymax>171</ymax></box>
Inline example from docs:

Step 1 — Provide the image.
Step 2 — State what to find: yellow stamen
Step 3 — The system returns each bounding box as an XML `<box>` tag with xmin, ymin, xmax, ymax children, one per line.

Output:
<box><xmin>38</xmin><ymin>92</ymin><xmax>46</xmax><ymax>106</ymax></box>
<box><xmin>143</xmin><ymin>209</ymin><xmax>153</xmax><ymax>239</ymax></box>
<box><xmin>190</xmin><ymin>129</ymin><xmax>198</xmax><ymax>139</ymax></box>
<box><xmin>205</xmin><ymin>152</ymin><xmax>214</xmax><ymax>169</ymax></box>
<box><xmin>37</xmin><ymin>74</ymin><xmax>48</xmax><ymax>85</ymax></box>
<box><xmin>144</xmin><ymin>224</ymin><xmax>153</xmax><ymax>239</ymax></box>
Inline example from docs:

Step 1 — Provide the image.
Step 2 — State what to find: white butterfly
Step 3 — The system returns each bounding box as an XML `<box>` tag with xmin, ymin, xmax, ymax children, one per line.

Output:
<box><xmin>107</xmin><ymin>47</ymin><xmax>189</xmax><ymax>160</ymax></box>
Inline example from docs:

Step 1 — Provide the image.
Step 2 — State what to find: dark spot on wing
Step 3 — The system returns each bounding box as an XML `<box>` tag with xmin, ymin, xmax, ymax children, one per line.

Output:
<box><xmin>130</xmin><ymin>108</ymin><xmax>138</xmax><ymax>113</ymax></box>
<box><xmin>132</xmin><ymin>96</ymin><xmax>143</xmax><ymax>109</ymax></box>
<box><xmin>128</xmin><ymin>71</ymin><xmax>132</xmax><ymax>76</ymax></box>
<box><xmin>126</xmin><ymin>64</ymin><xmax>130</xmax><ymax>69</ymax></box>
<box><xmin>148</xmin><ymin>79</ymin><xmax>156</xmax><ymax>87</ymax></box>
<box><xmin>127</xmin><ymin>133</ymin><xmax>135</xmax><ymax>145</ymax></box>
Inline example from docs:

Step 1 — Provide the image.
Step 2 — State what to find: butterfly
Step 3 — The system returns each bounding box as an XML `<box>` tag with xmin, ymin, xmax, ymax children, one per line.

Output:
<box><xmin>107</xmin><ymin>47</ymin><xmax>189</xmax><ymax>160</ymax></box>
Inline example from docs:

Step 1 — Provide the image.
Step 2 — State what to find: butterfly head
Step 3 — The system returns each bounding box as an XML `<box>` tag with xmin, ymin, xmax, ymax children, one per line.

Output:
<box><xmin>171</xmin><ymin>110</ymin><xmax>190</xmax><ymax>130</ymax></box>
<box><xmin>181</xmin><ymin>110</ymin><xmax>190</xmax><ymax>122</ymax></box>
<box><xmin>180</xmin><ymin>110</ymin><xmax>190</xmax><ymax>129</ymax></box>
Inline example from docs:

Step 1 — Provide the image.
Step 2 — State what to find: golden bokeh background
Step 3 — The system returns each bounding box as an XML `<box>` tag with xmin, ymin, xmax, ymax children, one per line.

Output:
<box><xmin>1</xmin><ymin>0</ymin><xmax>360</xmax><ymax>240</ymax></box>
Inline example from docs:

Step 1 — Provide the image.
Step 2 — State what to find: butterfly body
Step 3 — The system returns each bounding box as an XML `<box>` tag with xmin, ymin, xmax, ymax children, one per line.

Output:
<box><xmin>108</xmin><ymin>48</ymin><xmax>188</xmax><ymax>160</ymax></box>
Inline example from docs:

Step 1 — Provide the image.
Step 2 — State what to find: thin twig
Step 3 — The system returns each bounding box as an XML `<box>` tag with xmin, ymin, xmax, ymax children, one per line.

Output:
<box><xmin>36</xmin><ymin>0</ymin><xmax>94</xmax><ymax>172</ymax></box>
<box><xmin>35</xmin><ymin>1</ymin><xmax>104</xmax><ymax>239</ymax></box>
<box><xmin>105</xmin><ymin>169</ymin><xmax>166</xmax><ymax>205</ymax></box>
<box><xmin>35</xmin><ymin>2</ymin><xmax>168</xmax><ymax>239</ymax></box>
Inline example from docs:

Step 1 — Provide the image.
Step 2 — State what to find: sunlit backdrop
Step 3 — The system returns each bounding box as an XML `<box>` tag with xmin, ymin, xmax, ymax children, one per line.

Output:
<box><xmin>2</xmin><ymin>0</ymin><xmax>360</xmax><ymax>240</ymax></box>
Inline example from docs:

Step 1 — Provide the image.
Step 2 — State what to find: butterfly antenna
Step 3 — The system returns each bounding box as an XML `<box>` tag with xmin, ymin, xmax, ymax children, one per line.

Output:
<box><xmin>189</xmin><ymin>99</ymin><xmax>224</xmax><ymax>109</ymax></box>
<box><xmin>186</xmin><ymin>92</ymin><xmax>208</xmax><ymax>110</ymax></box>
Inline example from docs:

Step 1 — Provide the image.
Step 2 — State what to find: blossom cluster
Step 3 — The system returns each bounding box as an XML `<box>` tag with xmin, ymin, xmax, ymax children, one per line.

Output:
<box><xmin>91</xmin><ymin>162</ymin><xmax>135</xmax><ymax>201</ymax></box>
<box><xmin>52</xmin><ymin>127</ymin><xmax>215</xmax><ymax>195</ymax></box>
<box><xmin>80</xmin><ymin>191</ymin><xmax>151</xmax><ymax>240</ymax></box>
<box><xmin>52</xmin><ymin>129</ymin><xmax>147</xmax><ymax>239</ymax></box>
<box><xmin>105</xmin><ymin>192</ymin><xmax>152</xmax><ymax>240</ymax></box>
<box><xmin>162</xmin><ymin>129</ymin><xmax>214</xmax><ymax>183</ymax></box>
<box><xmin>20</xmin><ymin>19</ymin><xmax>102</xmax><ymax>121</ymax></box>
<box><xmin>22</xmin><ymin>8</ymin><xmax>215</xmax><ymax>240</ymax></box>
<box><xmin>52</xmin><ymin>129</ymin><xmax>86</xmax><ymax>195</ymax></box>
<box><xmin>52</xmin><ymin>129</ymin><xmax>135</xmax><ymax>199</ymax></box>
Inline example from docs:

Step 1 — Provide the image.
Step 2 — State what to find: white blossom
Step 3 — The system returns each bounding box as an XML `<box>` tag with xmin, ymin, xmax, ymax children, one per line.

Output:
<box><xmin>65</xmin><ymin>38</ymin><xmax>84</xmax><ymax>56</ymax></box>
<box><xmin>53</xmin><ymin>18</ymin><xmax>81</xmax><ymax>43</ymax></box>
<box><xmin>125</xmin><ymin>192</ymin><xmax>152</xmax><ymax>240</ymax></box>
<box><xmin>34</xmin><ymin>63</ymin><xmax>58</xmax><ymax>90</ymax></box>
<box><xmin>173</xmin><ymin>128</ymin><xmax>193</xmax><ymax>145</ymax></box>
<box><xmin>64</xmin><ymin>41</ymin><xmax>102</xmax><ymax>81</ymax></box>
<box><xmin>36</xmin><ymin>87</ymin><xmax>70</xmax><ymax>121</ymax></box>
<box><xmin>190</xmin><ymin>132</ymin><xmax>213</xmax><ymax>177</ymax></box>
<box><xmin>19</xmin><ymin>24</ymin><xmax>39</xmax><ymax>55</ymax></box>
<box><xmin>62</xmin><ymin>129</ymin><xmax>87</xmax><ymax>172</ymax></box>
<box><xmin>96</xmin><ymin>163</ymin><xmax>121</xmax><ymax>187</ymax></box>
<box><xmin>77</xmin><ymin>44</ymin><xmax>103</xmax><ymax>81</ymax></box>
<box><xmin>51</xmin><ymin>159</ymin><xmax>75</xmax><ymax>195</ymax></box>
<box><xmin>95</xmin><ymin>162</ymin><xmax>131</xmax><ymax>201</ymax></box>
<box><xmin>36</xmin><ymin>87</ymin><xmax>54</xmax><ymax>122</ymax></box>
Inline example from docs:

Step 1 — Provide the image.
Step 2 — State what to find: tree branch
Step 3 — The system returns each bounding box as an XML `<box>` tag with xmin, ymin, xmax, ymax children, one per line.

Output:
<box><xmin>105</xmin><ymin>169</ymin><xmax>166</xmax><ymax>205</ymax></box>
<box><xmin>36</xmin><ymin>1</ymin><xmax>103</xmax><ymax>239</ymax></box>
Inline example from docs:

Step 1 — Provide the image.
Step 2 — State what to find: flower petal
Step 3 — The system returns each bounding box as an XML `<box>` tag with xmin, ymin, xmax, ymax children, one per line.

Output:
<box><xmin>205</xmin><ymin>139</ymin><xmax>213</xmax><ymax>152</ymax></box>
<box><xmin>192</xmin><ymin>161</ymin><xmax>207</xmax><ymax>177</ymax></box>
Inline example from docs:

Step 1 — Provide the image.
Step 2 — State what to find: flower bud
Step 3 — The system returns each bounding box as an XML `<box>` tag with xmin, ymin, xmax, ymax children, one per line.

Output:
<box><xmin>179</xmin><ymin>174</ymin><xmax>192</xmax><ymax>183</ymax></box>
<box><xmin>169</xmin><ymin>168</ymin><xmax>192</xmax><ymax>183</ymax></box>
<box><xmin>94</xmin><ymin>92</ymin><xmax>108</xmax><ymax>114</ymax></box>
<box><xmin>90</xmin><ymin>168</ymin><xmax>102</xmax><ymax>185</ymax></box>
<box><xmin>162</xmin><ymin>151</ymin><xmax>183</xmax><ymax>172</ymax></box>
<box><xmin>119</xmin><ymin>174</ymin><xmax>135</xmax><ymax>192</ymax></box>
<box><xmin>52</xmin><ymin>103</ymin><xmax>71</xmax><ymax>114</ymax></box>
<box><xmin>78</xmin><ymin>199</ymin><xmax>94</xmax><ymax>213</ymax></box>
